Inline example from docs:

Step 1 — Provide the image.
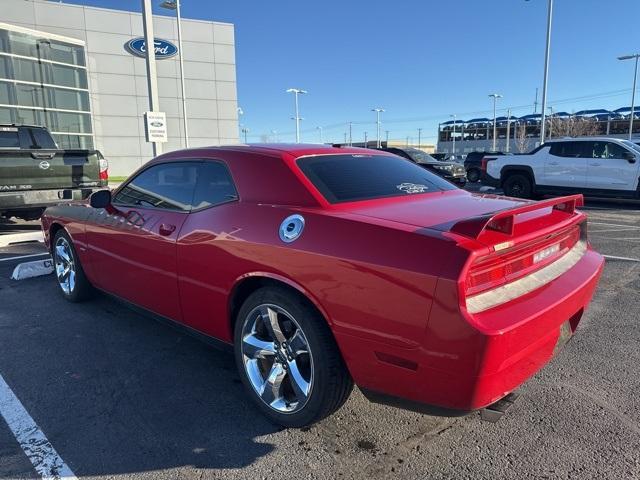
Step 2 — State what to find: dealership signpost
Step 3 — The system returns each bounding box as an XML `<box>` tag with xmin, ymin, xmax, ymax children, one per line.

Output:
<box><xmin>141</xmin><ymin>0</ymin><xmax>163</xmax><ymax>156</ymax></box>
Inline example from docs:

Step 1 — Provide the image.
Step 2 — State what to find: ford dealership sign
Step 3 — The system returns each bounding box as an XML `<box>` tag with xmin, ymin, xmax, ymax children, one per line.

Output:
<box><xmin>125</xmin><ymin>37</ymin><xmax>178</xmax><ymax>59</ymax></box>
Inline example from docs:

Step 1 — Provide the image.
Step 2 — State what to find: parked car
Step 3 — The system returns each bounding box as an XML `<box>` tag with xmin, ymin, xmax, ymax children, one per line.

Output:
<box><xmin>483</xmin><ymin>137</ymin><xmax>640</xmax><ymax>199</ymax></box>
<box><xmin>374</xmin><ymin>146</ymin><xmax>467</xmax><ymax>185</ymax></box>
<box><xmin>464</xmin><ymin>151</ymin><xmax>506</xmax><ymax>183</ymax></box>
<box><xmin>41</xmin><ymin>144</ymin><xmax>604</xmax><ymax>427</ymax></box>
<box><xmin>0</xmin><ymin>124</ymin><xmax>108</xmax><ymax>220</ymax></box>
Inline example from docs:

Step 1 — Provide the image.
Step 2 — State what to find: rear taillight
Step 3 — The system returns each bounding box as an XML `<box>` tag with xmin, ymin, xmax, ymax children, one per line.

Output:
<box><xmin>480</xmin><ymin>156</ymin><xmax>495</xmax><ymax>173</ymax></box>
<box><xmin>99</xmin><ymin>157</ymin><xmax>109</xmax><ymax>182</ymax></box>
<box><xmin>465</xmin><ymin>225</ymin><xmax>581</xmax><ymax>297</ymax></box>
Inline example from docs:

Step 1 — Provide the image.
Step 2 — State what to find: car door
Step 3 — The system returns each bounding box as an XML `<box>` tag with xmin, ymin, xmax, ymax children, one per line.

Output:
<box><xmin>586</xmin><ymin>141</ymin><xmax>639</xmax><ymax>191</ymax></box>
<box><xmin>543</xmin><ymin>141</ymin><xmax>588</xmax><ymax>188</ymax></box>
<box><xmin>176</xmin><ymin>160</ymin><xmax>241</xmax><ymax>339</ymax></box>
<box><xmin>85</xmin><ymin>161</ymin><xmax>198</xmax><ymax>321</ymax></box>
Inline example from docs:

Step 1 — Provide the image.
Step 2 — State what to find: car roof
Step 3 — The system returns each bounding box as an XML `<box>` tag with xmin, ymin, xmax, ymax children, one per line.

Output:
<box><xmin>545</xmin><ymin>137</ymin><xmax>630</xmax><ymax>143</ymax></box>
<box><xmin>172</xmin><ymin>143</ymin><xmax>384</xmax><ymax>158</ymax></box>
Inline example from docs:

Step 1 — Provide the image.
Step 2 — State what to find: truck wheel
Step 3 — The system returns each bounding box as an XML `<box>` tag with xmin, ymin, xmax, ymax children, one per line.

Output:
<box><xmin>234</xmin><ymin>286</ymin><xmax>353</xmax><ymax>428</ymax></box>
<box><xmin>503</xmin><ymin>174</ymin><xmax>533</xmax><ymax>199</ymax></box>
<box><xmin>467</xmin><ymin>168</ymin><xmax>481</xmax><ymax>183</ymax></box>
<box><xmin>52</xmin><ymin>229</ymin><xmax>94</xmax><ymax>302</ymax></box>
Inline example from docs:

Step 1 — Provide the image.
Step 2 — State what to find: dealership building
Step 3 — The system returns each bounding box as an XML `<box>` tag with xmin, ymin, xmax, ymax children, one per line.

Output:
<box><xmin>2</xmin><ymin>0</ymin><xmax>239</xmax><ymax>175</ymax></box>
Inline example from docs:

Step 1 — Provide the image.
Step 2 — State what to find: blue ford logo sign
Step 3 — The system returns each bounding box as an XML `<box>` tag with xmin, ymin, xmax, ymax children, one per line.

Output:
<box><xmin>125</xmin><ymin>37</ymin><xmax>178</xmax><ymax>59</ymax></box>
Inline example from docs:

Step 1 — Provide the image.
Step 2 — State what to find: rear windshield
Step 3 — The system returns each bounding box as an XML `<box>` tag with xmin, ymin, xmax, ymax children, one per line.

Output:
<box><xmin>297</xmin><ymin>153</ymin><xmax>455</xmax><ymax>203</ymax></box>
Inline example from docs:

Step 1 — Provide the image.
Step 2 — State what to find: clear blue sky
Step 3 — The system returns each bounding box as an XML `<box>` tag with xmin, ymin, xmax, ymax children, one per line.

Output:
<box><xmin>57</xmin><ymin>0</ymin><xmax>640</xmax><ymax>144</ymax></box>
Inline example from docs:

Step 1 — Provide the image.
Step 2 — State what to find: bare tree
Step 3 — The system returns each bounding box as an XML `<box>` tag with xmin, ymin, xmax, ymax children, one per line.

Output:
<box><xmin>515</xmin><ymin>123</ymin><xmax>530</xmax><ymax>153</ymax></box>
<box><xmin>548</xmin><ymin>116</ymin><xmax>600</xmax><ymax>138</ymax></box>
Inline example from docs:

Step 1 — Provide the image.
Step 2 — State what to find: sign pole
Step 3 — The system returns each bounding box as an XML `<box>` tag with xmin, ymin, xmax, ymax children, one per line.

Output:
<box><xmin>141</xmin><ymin>0</ymin><xmax>162</xmax><ymax>156</ymax></box>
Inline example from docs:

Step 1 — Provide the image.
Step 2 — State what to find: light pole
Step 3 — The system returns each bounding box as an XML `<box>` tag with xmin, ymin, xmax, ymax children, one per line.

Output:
<box><xmin>417</xmin><ymin>128</ymin><xmax>422</xmax><ymax>149</ymax></box>
<box><xmin>348</xmin><ymin>122</ymin><xmax>353</xmax><ymax>146</ymax></box>
<box><xmin>316</xmin><ymin>126</ymin><xmax>323</xmax><ymax>143</ymax></box>
<box><xmin>618</xmin><ymin>53</ymin><xmax>640</xmax><ymax>140</ymax></box>
<box><xmin>450</xmin><ymin>114</ymin><xmax>456</xmax><ymax>156</ymax></box>
<box><xmin>385</xmin><ymin>130</ymin><xmax>389</xmax><ymax>145</ymax></box>
<box><xmin>364</xmin><ymin>131</ymin><xmax>368</xmax><ymax>146</ymax></box>
<box><xmin>488</xmin><ymin>93</ymin><xmax>502</xmax><ymax>151</ymax></box>
<box><xmin>141</xmin><ymin>0</ymin><xmax>161</xmax><ymax>156</ymax></box>
<box><xmin>371</xmin><ymin>107</ymin><xmax>384</xmax><ymax>148</ymax></box>
<box><xmin>241</xmin><ymin>126</ymin><xmax>249</xmax><ymax>143</ymax></box>
<box><xmin>286</xmin><ymin>88</ymin><xmax>307</xmax><ymax>143</ymax></box>
<box><xmin>536</xmin><ymin>0</ymin><xmax>553</xmax><ymax>144</ymax></box>
<box><xmin>160</xmin><ymin>0</ymin><xmax>188</xmax><ymax>148</ymax></box>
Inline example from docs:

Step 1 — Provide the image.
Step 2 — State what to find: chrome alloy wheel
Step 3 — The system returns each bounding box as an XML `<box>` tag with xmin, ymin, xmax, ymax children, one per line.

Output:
<box><xmin>240</xmin><ymin>304</ymin><xmax>314</xmax><ymax>414</ymax></box>
<box><xmin>54</xmin><ymin>236</ymin><xmax>76</xmax><ymax>295</ymax></box>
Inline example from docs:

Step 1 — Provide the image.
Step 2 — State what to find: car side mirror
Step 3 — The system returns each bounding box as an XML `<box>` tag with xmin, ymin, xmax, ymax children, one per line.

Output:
<box><xmin>623</xmin><ymin>151</ymin><xmax>636</xmax><ymax>163</ymax></box>
<box><xmin>90</xmin><ymin>189</ymin><xmax>111</xmax><ymax>208</ymax></box>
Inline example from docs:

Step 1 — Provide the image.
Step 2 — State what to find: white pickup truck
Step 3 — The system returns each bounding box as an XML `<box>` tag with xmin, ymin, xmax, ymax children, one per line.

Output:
<box><xmin>483</xmin><ymin>137</ymin><xmax>640</xmax><ymax>199</ymax></box>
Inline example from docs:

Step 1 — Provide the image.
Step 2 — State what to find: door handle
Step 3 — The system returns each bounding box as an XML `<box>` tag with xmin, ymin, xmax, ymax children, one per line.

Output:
<box><xmin>159</xmin><ymin>223</ymin><xmax>176</xmax><ymax>236</ymax></box>
<box><xmin>548</xmin><ymin>161</ymin><xmax>559</xmax><ymax>166</ymax></box>
<box><xmin>31</xmin><ymin>152</ymin><xmax>55</xmax><ymax>160</ymax></box>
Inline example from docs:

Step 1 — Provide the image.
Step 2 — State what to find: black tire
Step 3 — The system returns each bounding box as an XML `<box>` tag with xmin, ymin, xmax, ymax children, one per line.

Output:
<box><xmin>502</xmin><ymin>174</ymin><xmax>533</xmax><ymax>199</ymax></box>
<box><xmin>467</xmin><ymin>168</ymin><xmax>481</xmax><ymax>183</ymax></box>
<box><xmin>52</xmin><ymin>229</ymin><xmax>94</xmax><ymax>302</ymax></box>
<box><xmin>234</xmin><ymin>286</ymin><xmax>353</xmax><ymax>428</ymax></box>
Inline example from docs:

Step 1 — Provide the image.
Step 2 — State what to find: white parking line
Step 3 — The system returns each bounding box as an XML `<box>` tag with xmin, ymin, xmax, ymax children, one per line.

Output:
<box><xmin>589</xmin><ymin>222</ymin><xmax>640</xmax><ymax>229</ymax></box>
<box><xmin>0</xmin><ymin>232</ymin><xmax>44</xmax><ymax>248</ymax></box>
<box><xmin>603</xmin><ymin>254</ymin><xmax>640</xmax><ymax>262</ymax></box>
<box><xmin>0</xmin><ymin>253</ymin><xmax>50</xmax><ymax>263</ymax></box>
<box><xmin>0</xmin><ymin>374</ymin><xmax>77</xmax><ymax>480</ymax></box>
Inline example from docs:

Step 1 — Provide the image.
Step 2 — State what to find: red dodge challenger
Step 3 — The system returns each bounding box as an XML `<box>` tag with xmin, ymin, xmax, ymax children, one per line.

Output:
<box><xmin>41</xmin><ymin>144</ymin><xmax>604</xmax><ymax>427</ymax></box>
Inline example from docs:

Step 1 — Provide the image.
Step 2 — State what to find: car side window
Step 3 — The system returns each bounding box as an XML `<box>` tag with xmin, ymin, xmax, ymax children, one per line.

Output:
<box><xmin>113</xmin><ymin>162</ymin><xmax>197</xmax><ymax>212</ymax></box>
<box><xmin>549</xmin><ymin>142</ymin><xmax>582</xmax><ymax>158</ymax></box>
<box><xmin>600</xmin><ymin>142</ymin><xmax>627</xmax><ymax>159</ymax></box>
<box><xmin>191</xmin><ymin>161</ymin><xmax>238</xmax><ymax>210</ymax></box>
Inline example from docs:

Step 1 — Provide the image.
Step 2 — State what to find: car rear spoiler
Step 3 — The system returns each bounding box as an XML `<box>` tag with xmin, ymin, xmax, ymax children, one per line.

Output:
<box><xmin>450</xmin><ymin>194</ymin><xmax>584</xmax><ymax>241</ymax></box>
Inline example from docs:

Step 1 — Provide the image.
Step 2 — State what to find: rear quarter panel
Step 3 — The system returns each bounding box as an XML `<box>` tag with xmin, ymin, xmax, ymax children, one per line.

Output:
<box><xmin>175</xmin><ymin>202</ymin><xmax>460</xmax><ymax>370</ymax></box>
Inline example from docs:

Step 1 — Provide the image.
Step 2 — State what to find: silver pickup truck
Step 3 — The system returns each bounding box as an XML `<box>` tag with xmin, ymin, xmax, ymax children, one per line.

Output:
<box><xmin>0</xmin><ymin>124</ymin><xmax>108</xmax><ymax>220</ymax></box>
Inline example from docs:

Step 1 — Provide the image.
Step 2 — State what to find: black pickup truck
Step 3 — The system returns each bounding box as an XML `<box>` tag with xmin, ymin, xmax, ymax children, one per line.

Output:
<box><xmin>0</xmin><ymin>125</ymin><xmax>107</xmax><ymax>220</ymax></box>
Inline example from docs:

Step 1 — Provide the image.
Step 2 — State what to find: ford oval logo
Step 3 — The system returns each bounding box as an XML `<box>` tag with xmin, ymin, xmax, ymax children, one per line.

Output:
<box><xmin>125</xmin><ymin>37</ymin><xmax>178</xmax><ymax>59</ymax></box>
<box><xmin>150</xmin><ymin>121</ymin><xmax>164</xmax><ymax>127</ymax></box>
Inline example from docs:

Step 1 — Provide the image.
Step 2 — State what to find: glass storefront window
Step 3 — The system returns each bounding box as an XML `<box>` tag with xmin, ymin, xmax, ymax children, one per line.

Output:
<box><xmin>45</xmin><ymin>87</ymin><xmax>89</xmax><ymax>111</ymax></box>
<box><xmin>15</xmin><ymin>83</ymin><xmax>44</xmax><ymax>107</ymax></box>
<box><xmin>0</xmin><ymin>29</ymin><xmax>85</xmax><ymax>67</ymax></box>
<box><xmin>15</xmin><ymin>107</ymin><xmax>45</xmax><ymax>126</ymax></box>
<box><xmin>48</xmin><ymin>62</ymin><xmax>87</xmax><ymax>89</ymax></box>
<box><xmin>53</xmin><ymin>133</ymin><xmax>94</xmax><ymax>150</ymax></box>
<box><xmin>0</xmin><ymin>82</ymin><xmax>11</xmax><ymax>104</ymax></box>
<box><xmin>0</xmin><ymin>106</ymin><xmax>12</xmax><ymax>123</ymax></box>
<box><xmin>46</xmin><ymin>110</ymin><xmax>92</xmax><ymax>134</ymax></box>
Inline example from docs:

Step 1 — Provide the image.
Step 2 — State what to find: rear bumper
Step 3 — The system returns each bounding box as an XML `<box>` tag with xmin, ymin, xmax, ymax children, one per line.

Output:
<box><xmin>340</xmin><ymin>246</ymin><xmax>604</xmax><ymax>414</ymax></box>
<box><xmin>0</xmin><ymin>187</ymin><xmax>99</xmax><ymax>212</ymax></box>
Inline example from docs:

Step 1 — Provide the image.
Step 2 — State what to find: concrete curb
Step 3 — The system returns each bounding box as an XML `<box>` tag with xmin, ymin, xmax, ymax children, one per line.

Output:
<box><xmin>11</xmin><ymin>258</ymin><xmax>54</xmax><ymax>280</ymax></box>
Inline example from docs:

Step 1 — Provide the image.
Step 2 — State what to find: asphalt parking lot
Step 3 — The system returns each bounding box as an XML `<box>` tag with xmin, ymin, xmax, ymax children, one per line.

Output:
<box><xmin>1</xmin><ymin>198</ymin><xmax>640</xmax><ymax>480</ymax></box>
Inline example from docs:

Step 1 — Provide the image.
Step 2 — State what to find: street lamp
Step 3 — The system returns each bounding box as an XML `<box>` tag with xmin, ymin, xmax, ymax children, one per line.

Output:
<box><xmin>160</xmin><ymin>0</ymin><xmax>189</xmax><ymax>148</ymax></box>
<box><xmin>417</xmin><ymin>128</ymin><xmax>422</xmax><ymax>149</ymax></box>
<box><xmin>371</xmin><ymin>108</ymin><xmax>384</xmax><ymax>148</ymax></box>
<box><xmin>488</xmin><ymin>93</ymin><xmax>502</xmax><ymax>151</ymax></box>
<box><xmin>316</xmin><ymin>126</ymin><xmax>323</xmax><ymax>143</ymax></box>
<box><xmin>618</xmin><ymin>53</ymin><xmax>640</xmax><ymax>140</ymax></box>
<box><xmin>286</xmin><ymin>88</ymin><xmax>307</xmax><ymax>143</ymax></box>
<box><xmin>450</xmin><ymin>114</ymin><xmax>457</xmax><ymax>157</ymax></box>
<box><xmin>527</xmin><ymin>0</ymin><xmax>554</xmax><ymax>144</ymax></box>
